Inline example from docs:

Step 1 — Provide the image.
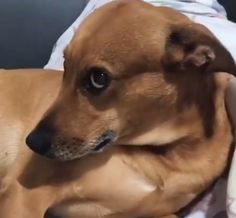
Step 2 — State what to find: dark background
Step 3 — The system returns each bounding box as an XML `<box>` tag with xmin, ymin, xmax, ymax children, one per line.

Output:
<box><xmin>0</xmin><ymin>0</ymin><xmax>87</xmax><ymax>69</ymax></box>
<box><xmin>219</xmin><ymin>0</ymin><xmax>236</xmax><ymax>22</ymax></box>
<box><xmin>0</xmin><ymin>0</ymin><xmax>235</xmax><ymax>69</ymax></box>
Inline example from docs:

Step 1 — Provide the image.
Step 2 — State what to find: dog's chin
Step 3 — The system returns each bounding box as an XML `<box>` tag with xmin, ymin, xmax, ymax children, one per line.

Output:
<box><xmin>45</xmin><ymin>130</ymin><xmax>118</xmax><ymax>162</ymax></box>
<box><xmin>45</xmin><ymin>150</ymin><xmax>86</xmax><ymax>162</ymax></box>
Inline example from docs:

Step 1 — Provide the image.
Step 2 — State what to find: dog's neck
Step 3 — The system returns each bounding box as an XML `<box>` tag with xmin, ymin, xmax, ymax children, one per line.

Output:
<box><xmin>120</xmin><ymin>76</ymin><xmax>233</xmax><ymax>187</ymax></box>
<box><xmin>120</xmin><ymin>106</ymin><xmax>204</xmax><ymax>147</ymax></box>
<box><xmin>121</xmin><ymin>74</ymin><xmax>231</xmax><ymax>149</ymax></box>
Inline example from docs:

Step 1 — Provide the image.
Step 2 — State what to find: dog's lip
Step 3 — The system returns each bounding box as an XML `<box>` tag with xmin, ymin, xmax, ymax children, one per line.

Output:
<box><xmin>43</xmin><ymin>131</ymin><xmax>118</xmax><ymax>161</ymax></box>
<box><xmin>92</xmin><ymin>137</ymin><xmax>113</xmax><ymax>152</ymax></box>
<box><xmin>91</xmin><ymin>130</ymin><xmax>118</xmax><ymax>153</ymax></box>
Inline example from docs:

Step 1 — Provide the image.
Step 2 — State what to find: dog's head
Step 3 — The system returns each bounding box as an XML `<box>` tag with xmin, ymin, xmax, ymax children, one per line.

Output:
<box><xmin>26</xmin><ymin>0</ymin><xmax>236</xmax><ymax>161</ymax></box>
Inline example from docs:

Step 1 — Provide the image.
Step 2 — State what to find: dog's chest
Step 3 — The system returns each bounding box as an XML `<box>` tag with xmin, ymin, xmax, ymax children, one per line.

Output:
<box><xmin>67</xmin><ymin>155</ymin><xmax>157</xmax><ymax>215</ymax></box>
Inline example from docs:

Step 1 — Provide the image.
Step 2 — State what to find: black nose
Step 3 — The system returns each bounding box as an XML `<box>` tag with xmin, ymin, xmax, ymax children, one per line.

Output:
<box><xmin>26</xmin><ymin>130</ymin><xmax>52</xmax><ymax>155</ymax></box>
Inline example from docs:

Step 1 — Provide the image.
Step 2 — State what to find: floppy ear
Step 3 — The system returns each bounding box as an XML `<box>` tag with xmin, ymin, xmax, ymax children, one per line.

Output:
<box><xmin>162</xmin><ymin>23</ymin><xmax>236</xmax><ymax>75</ymax></box>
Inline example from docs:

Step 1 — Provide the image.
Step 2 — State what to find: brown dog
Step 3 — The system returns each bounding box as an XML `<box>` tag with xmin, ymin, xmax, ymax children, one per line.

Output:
<box><xmin>0</xmin><ymin>1</ymin><xmax>235</xmax><ymax>218</ymax></box>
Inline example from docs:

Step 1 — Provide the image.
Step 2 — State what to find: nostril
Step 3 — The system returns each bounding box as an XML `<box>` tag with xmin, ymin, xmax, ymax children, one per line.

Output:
<box><xmin>26</xmin><ymin>131</ymin><xmax>52</xmax><ymax>155</ymax></box>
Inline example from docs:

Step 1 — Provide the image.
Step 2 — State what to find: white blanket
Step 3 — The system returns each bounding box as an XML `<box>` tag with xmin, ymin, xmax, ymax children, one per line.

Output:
<box><xmin>44</xmin><ymin>1</ymin><xmax>236</xmax><ymax>217</ymax></box>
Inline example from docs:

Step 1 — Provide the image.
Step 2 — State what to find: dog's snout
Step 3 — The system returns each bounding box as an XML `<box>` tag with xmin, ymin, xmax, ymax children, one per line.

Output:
<box><xmin>26</xmin><ymin>130</ymin><xmax>52</xmax><ymax>155</ymax></box>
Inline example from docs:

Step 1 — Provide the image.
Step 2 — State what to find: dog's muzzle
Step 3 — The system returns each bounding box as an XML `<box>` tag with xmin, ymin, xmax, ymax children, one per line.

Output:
<box><xmin>26</xmin><ymin>130</ymin><xmax>118</xmax><ymax>161</ymax></box>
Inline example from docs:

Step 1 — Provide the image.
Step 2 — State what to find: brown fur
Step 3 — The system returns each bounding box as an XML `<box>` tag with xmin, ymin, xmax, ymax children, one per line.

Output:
<box><xmin>0</xmin><ymin>1</ymin><xmax>235</xmax><ymax>217</ymax></box>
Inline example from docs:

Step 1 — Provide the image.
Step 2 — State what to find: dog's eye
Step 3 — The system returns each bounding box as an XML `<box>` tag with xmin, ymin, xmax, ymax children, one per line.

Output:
<box><xmin>83</xmin><ymin>68</ymin><xmax>111</xmax><ymax>95</ymax></box>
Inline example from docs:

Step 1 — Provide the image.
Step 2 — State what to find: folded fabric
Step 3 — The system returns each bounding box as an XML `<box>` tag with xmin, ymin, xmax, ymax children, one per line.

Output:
<box><xmin>227</xmin><ymin>149</ymin><xmax>236</xmax><ymax>218</ymax></box>
<box><xmin>144</xmin><ymin>0</ymin><xmax>227</xmax><ymax>17</ymax></box>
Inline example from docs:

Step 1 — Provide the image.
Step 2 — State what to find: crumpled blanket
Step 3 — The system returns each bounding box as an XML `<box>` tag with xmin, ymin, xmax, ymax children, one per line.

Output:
<box><xmin>44</xmin><ymin>1</ymin><xmax>236</xmax><ymax>217</ymax></box>
<box><xmin>227</xmin><ymin>152</ymin><xmax>236</xmax><ymax>218</ymax></box>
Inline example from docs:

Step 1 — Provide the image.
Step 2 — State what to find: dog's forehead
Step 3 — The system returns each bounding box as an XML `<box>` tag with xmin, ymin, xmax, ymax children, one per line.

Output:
<box><xmin>66</xmin><ymin>0</ymin><xmax>188</xmax><ymax>76</ymax></box>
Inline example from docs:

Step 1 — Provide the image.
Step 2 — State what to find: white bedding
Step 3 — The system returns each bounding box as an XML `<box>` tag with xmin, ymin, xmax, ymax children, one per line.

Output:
<box><xmin>44</xmin><ymin>1</ymin><xmax>236</xmax><ymax>217</ymax></box>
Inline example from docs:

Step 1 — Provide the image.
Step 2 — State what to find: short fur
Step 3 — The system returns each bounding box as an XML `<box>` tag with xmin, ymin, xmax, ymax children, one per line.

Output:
<box><xmin>0</xmin><ymin>1</ymin><xmax>235</xmax><ymax>217</ymax></box>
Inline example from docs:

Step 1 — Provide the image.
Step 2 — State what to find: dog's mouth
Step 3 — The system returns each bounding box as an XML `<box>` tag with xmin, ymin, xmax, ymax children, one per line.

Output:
<box><xmin>91</xmin><ymin>130</ymin><xmax>118</xmax><ymax>153</ymax></box>
<box><xmin>46</xmin><ymin>130</ymin><xmax>118</xmax><ymax>161</ymax></box>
